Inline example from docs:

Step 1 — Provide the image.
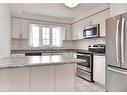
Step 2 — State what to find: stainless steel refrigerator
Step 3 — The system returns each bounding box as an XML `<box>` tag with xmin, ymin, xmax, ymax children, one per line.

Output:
<box><xmin>106</xmin><ymin>12</ymin><xmax>127</xmax><ymax>91</ymax></box>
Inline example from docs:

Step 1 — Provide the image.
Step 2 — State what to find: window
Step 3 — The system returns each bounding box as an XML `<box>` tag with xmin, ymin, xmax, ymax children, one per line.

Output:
<box><xmin>30</xmin><ymin>25</ymin><xmax>40</xmax><ymax>47</ymax></box>
<box><xmin>42</xmin><ymin>27</ymin><xmax>50</xmax><ymax>45</ymax></box>
<box><xmin>52</xmin><ymin>27</ymin><xmax>61</xmax><ymax>46</ymax></box>
<box><xmin>29</xmin><ymin>24</ymin><xmax>63</xmax><ymax>47</ymax></box>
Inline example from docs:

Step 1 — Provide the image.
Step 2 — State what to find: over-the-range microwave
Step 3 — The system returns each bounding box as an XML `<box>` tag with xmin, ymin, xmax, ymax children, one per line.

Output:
<box><xmin>83</xmin><ymin>24</ymin><xmax>100</xmax><ymax>38</ymax></box>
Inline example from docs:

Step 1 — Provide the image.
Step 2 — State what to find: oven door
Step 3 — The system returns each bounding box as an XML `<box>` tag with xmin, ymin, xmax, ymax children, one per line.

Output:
<box><xmin>77</xmin><ymin>53</ymin><xmax>91</xmax><ymax>68</ymax></box>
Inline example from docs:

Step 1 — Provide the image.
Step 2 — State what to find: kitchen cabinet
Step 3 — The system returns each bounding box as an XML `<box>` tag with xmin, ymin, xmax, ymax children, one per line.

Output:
<box><xmin>71</xmin><ymin>9</ymin><xmax>110</xmax><ymax>40</ymax></box>
<box><xmin>92</xmin><ymin>9</ymin><xmax>110</xmax><ymax>37</ymax></box>
<box><xmin>12</xmin><ymin>18</ymin><xmax>28</xmax><ymax>39</ymax></box>
<box><xmin>64</xmin><ymin>24</ymin><xmax>72</xmax><ymax>40</ymax></box>
<box><xmin>93</xmin><ymin>55</ymin><xmax>105</xmax><ymax>85</ymax></box>
<box><xmin>21</xmin><ymin>19</ymin><xmax>29</xmax><ymax>39</ymax></box>
<box><xmin>55</xmin><ymin>64</ymin><xmax>75</xmax><ymax>92</ymax></box>
<box><xmin>30</xmin><ymin>66</ymin><xmax>55</xmax><ymax>92</ymax></box>
<box><xmin>0</xmin><ymin>67</ymin><xmax>29</xmax><ymax>91</ymax></box>
<box><xmin>12</xmin><ymin>18</ymin><xmax>21</xmax><ymax>38</ymax></box>
<box><xmin>0</xmin><ymin>58</ymin><xmax>76</xmax><ymax>92</ymax></box>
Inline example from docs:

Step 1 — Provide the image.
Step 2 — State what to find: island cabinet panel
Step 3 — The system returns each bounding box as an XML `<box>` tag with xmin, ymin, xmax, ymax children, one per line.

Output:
<box><xmin>0</xmin><ymin>64</ymin><xmax>76</xmax><ymax>91</ymax></box>
<box><xmin>55</xmin><ymin>64</ymin><xmax>75</xmax><ymax>92</ymax></box>
<box><xmin>0</xmin><ymin>67</ymin><xmax>29</xmax><ymax>92</ymax></box>
<box><xmin>30</xmin><ymin>66</ymin><xmax>55</xmax><ymax>92</ymax></box>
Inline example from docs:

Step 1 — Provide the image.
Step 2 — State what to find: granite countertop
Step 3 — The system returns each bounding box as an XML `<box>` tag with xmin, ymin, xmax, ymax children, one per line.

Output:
<box><xmin>11</xmin><ymin>48</ymin><xmax>92</xmax><ymax>54</ymax></box>
<box><xmin>11</xmin><ymin>48</ymin><xmax>105</xmax><ymax>56</ymax></box>
<box><xmin>93</xmin><ymin>53</ymin><xmax>105</xmax><ymax>56</ymax></box>
<box><xmin>0</xmin><ymin>55</ymin><xmax>86</xmax><ymax>69</ymax></box>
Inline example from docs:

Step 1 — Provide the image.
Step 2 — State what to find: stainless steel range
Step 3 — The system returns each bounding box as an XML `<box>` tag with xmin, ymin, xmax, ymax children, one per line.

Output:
<box><xmin>76</xmin><ymin>52</ymin><xmax>94</xmax><ymax>82</ymax></box>
<box><xmin>76</xmin><ymin>44</ymin><xmax>105</xmax><ymax>82</ymax></box>
<box><xmin>88</xmin><ymin>44</ymin><xmax>106</xmax><ymax>54</ymax></box>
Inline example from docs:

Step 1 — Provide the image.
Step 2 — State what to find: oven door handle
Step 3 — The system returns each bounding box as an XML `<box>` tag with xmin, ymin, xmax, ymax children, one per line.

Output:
<box><xmin>77</xmin><ymin>54</ymin><xmax>91</xmax><ymax>57</ymax></box>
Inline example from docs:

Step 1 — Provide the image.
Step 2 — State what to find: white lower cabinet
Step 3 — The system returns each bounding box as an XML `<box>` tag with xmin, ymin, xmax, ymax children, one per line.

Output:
<box><xmin>0</xmin><ymin>67</ymin><xmax>29</xmax><ymax>92</ymax></box>
<box><xmin>55</xmin><ymin>64</ymin><xmax>75</xmax><ymax>92</ymax></box>
<box><xmin>93</xmin><ymin>55</ymin><xmax>105</xmax><ymax>85</ymax></box>
<box><xmin>30</xmin><ymin>66</ymin><xmax>55</xmax><ymax>92</ymax></box>
<box><xmin>0</xmin><ymin>64</ymin><xmax>75</xmax><ymax>92</ymax></box>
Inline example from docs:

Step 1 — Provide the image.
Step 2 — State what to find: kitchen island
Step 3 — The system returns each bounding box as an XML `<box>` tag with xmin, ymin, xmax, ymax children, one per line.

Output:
<box><xmin>0</xmin><ymin>55</ymin><xmax>85</xmax><ymax>92</ymax></box>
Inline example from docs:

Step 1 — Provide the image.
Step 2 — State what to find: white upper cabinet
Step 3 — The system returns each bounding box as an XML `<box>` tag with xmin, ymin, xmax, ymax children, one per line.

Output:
<box><xmin>21</xmin><ymin>19</ymin><xmax>29</xmax><ymax>39</ymax></box>
<box><xmin>71</xmin><ymin>9</ymin><xmax>110</xmax><ymax>40</ymax></box>
<box><xmin>64</xmin><ymin>24</ymin><xmax>72</xmax><ymax>40</ymax></box>
<box><xmin>12</xmin><ymin>18</ymin><xmax>28</xmax><ymax>39</ymax></box>
<box><xmin>12</xmin><ymin>18</ymin><xmax>21</xmax><ymax>38</ymax></box>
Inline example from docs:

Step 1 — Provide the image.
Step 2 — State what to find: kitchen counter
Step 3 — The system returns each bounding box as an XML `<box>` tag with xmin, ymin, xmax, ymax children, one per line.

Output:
<box><xmin>93</xmin><ymin>53</ymin><xmax>105</xmax><ymax>56</ymax></box>
<box><xmin>0</xmin><ymin>55</ymin><xmax>86</xmax><ymax>69</ymax></box>
<box><xmin>11</xmin><ymin>48</ymin><xmax>92</xmax><ymax>54</ymax></box>
<box><xmin>0</xmin><ymin>55</ymin><xmax>85</xmax><ymax>92</ymax></box>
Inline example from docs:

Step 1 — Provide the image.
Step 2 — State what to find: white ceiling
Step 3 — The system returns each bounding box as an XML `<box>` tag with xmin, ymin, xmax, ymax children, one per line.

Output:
<box><xmin>9</xmin><ymin>3</ymin><xmax>109</xmax><ymax>20</ymax></box>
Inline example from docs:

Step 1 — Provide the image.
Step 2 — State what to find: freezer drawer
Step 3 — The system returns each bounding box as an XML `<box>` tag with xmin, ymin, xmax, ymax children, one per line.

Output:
<box><xmin>106</xmin><ymin>66</ymin><xmax>127</xmax><ymax>92</ymax></box>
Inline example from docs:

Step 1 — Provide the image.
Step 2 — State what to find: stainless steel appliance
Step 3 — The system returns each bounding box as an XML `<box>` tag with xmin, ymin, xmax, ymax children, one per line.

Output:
<box><xmin>88</xmin><ymin>44</ymin><xmax>106</xmax><ymax>54</ymax></box>
<box><xmin>76</xmin><ymin>52</ymin><xmax>94</xmax><ymax>82</ymax></box>
<box><xmin>83</xmin><ymin>24</ymin><xmax>100</xmax><ymax>38</ymax></box>
<box><xmin>106</xmin><ymin>12</ymin><xmax>127</xmax><ymax>91</ymax></box>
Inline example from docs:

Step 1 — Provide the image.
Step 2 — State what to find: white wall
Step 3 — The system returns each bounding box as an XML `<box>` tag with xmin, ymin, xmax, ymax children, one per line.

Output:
<box><xmin>110</xmin><ymin>3</ymin><xmax>127</xmax><ymax>17</ymax></box>
<box><xmin>0</xmin><ymin>4</ymin><xmax>11</xmax><ymax>59</ymax></box>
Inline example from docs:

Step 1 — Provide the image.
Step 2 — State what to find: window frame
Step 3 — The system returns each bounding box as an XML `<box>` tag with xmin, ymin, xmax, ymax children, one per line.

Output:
<box><xmin>29</xmin><ymin>24</ymin><xmax>64</xmax><ymax>48</ymax></box>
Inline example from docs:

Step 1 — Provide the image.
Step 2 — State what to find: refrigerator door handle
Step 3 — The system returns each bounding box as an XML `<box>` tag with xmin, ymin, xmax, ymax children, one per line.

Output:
<box><xmin>107</xmin><ymin>67</ymin><xmax>127</xmax><ymax>75</ymax></box>
<box><xmin>121</xmin><ymin>18</ymin><xmax>125</xmax><ymax>64</ymax></box>
<box><xmin>116</xmin><ymin>19</ymin><xmax>120</xmax><ymax>63</ymax></box>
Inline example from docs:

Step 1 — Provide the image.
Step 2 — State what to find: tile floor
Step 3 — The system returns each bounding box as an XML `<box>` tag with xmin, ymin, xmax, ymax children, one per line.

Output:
<box><xmin>75</xmin><ymin>76</ymin><xmax>105</xmax><ymax>92</ymax></box>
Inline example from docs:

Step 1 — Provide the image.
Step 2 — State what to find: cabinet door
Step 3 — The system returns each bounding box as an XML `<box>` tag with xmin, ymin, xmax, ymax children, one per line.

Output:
<box><xmin>30</xmin><ymin>66</ymin><xmax>55</xmax><ymax>92</ymax></box>
<box><xmin>55</xmin><ymin>64</ymin><xmax>75</xmax><ymax>92</ymax></box>
<box><xmin>0</xmin><ymin>67</ymin><xmax>29</xmax><ymax>91</ymax></box>
<box><xmin>65</xmin><ymin>24</ymin><xmax>71</xmax><ymax>40</ymax></box>
<box><xmin>71</xmin><ymin>23</ymin><xmax>78</xmax><ymax>40</ymax></box>
<box><xmin>12</xmin><ymin>18</ymin><xmax>21</xmax><ymax>38</ymax></box>
<box><xmin>21</xmin><ymin>19</ymin><xmax>29</xmax><ymax>39</ymax></box>
<box><xmin>100</xmin><ymin>10</ymin><xmax>110</xmax><ymax>37</ymax></box>
<box><xmin>93</xmin><ymin>55</ymin><xmax>105</xmax><ymax>85</ymax></box>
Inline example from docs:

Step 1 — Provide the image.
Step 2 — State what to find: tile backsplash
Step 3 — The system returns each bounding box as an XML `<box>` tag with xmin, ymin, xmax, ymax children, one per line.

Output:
<box><xmin>11</xmin><ymin>38</ymin><xmax>106</xmax><ymax>50</ymax></box>
<box><xmin>63</xmin><ymin>37</ymin><xmax>106</xmax><ymax>50</ymax></box>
